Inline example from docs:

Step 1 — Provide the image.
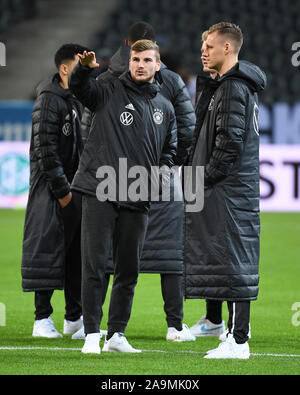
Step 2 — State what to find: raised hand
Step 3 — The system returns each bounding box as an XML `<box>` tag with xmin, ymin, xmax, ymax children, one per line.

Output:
<box><xmin>78</xmin><ymin>51</ymin><xmax>100</xmax><ymax>68</ymax></box>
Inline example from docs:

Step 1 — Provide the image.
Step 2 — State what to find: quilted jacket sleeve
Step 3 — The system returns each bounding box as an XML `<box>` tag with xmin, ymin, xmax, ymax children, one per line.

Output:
<box><xmin>80</xmin><ymin>106</ymin><xmax>92</xmax><ymax>146</ymax></box>
<box><xmin>32</xmin><ymin>92</ymin><xmax>70</xmax><ymax>199</ymax></box>
<box><xmin>159</xmin><ymin>112</ymin><xmax>178</xmax><ymax>168</ymax></box>
<box><xmin>163</xmin><ymin>70</ymin><xmax>195</xmax><ymax>166</ymax></box>
<box><xmin>69</xmin><ymin>62</ymin><xmax>111</xmax><ymax>112</ymax></box>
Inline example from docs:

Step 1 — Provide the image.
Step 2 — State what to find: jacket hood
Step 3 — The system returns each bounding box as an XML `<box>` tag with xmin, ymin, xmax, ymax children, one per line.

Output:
<box><xmin>221</xmin><ymin>60</ymin><xmax>267</xmax><ymax>93</ymax></box>
<box><xmin>36</xmin><ymin>73</ymin><xmax>73</xmax><ymax>98</ymax></box>
<box><xmin>119</xmin><ymin>71</ymin><xmax>161</xmax><ymax>99</ymax></box>
<box><xmin>108</xmin><ymin>45</ymin><xmax>130</xmax><ymax>75</ymax></box>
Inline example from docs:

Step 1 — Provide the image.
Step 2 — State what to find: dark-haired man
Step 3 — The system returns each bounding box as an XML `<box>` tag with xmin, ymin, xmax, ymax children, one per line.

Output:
<box><xmin>184</xmin><ymin>22</ymin><xmax>267</xmax><ymax>359</ymax></box>
<box><xmin>21</xmin><ymin>43</ymin><xmax>89</xmax><ymax>338</ymax></box>
<box><xmin>76</xmin><ymin>21</ymin><xmax>195</xmax><ymax>343</ymax></box>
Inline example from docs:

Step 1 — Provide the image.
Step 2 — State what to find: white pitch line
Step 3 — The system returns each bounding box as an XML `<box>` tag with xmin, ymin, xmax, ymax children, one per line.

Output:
<box><xmin>0</xmin><ymin>346</ymin><xmax>300</xmax><ymax>358</ymax></box>
<box><xmin>0</xmin><ymin>347</ymin><xmax>81</xmax><ymax>351</ymax></box>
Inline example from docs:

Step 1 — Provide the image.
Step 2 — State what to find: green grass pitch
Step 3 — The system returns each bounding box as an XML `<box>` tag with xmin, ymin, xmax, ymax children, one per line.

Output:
<box><xmin>0</xmin><ymin>209</ymin><xmax>299</xmax><ymax>375</ymax></box>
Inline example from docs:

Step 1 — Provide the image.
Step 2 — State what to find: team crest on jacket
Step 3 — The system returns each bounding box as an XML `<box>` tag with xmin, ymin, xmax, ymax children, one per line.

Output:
<box><xmin>62</xmin><ymin>110</ymin><xmax>77</xmax><ymax>136</ymax></box>
<box><xmin>153</xmin><ymin>109</ymin><xmax>164</xmax><ymax>125</ymax></box>
<box><xmin>62</xmin><ymin>113</ymin><xmax>72</xmax><ymax>136</ymax></box>
<box><xmin>120</xmin><ymin>111</ymin><xmax>133</xmax><ymax>126</ymax></box>
<box><xmin>62</xmin><ymin>122</ymin><xmax>72</xmax><ymax>136</ymax></box>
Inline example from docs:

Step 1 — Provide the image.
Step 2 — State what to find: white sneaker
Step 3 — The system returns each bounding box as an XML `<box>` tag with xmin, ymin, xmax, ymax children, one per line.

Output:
<box><xmin>219</xmin><ymin>330</ymin><xmax>230</xmax><ymax>342</ymax></box>
<box><xmin>207</xmin><ymin>332</ymin><xmax>233</xmax><ymax>354</ymax></box>
<box><xmin>204</xmin><ymin>337</ymin><xmax>250</xmax><ymax>359</ymax></box>
<box><xmin>102</xmin><ymin>333</ymin><xmax>141</xmax><ymax>353</ymax></box>
<box><xmin>190</xmin><ymin>316</ymin><xmax>225</xmax><ymax>337</ymax></box>
<box><xmin>166</xmin><ymin>324</ymin><xmax>196</xmax><ymax>342</ymax></box>
<box><xmin>72</xmin><ymin>325</ymin><xmax>85</xmax><ymax>339</ymax></box>
<box><xmin>32</xmin><ymin>317</ymin><xmax>63</xmax><ymax>338</ymax></box>
<box><xmin>63</xmin><ymin>316</ymin><xmax>83</xmax><ymax>335</ymax></box>
<box><xmin>81</xmin><ymin>333</ymin><xmax>101</xmax><ymax>354</ymax></box>
<box><xmin>72</xmin><ymin>326</ymin><xmax>108</xmax><ymax>340</ymax></box>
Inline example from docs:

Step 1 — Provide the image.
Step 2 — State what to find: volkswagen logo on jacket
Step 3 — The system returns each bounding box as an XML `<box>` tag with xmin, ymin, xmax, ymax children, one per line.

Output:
<box><xmin>120</xmin><ymin>111</ymin><xmax>133</xmax><ymax>126</ymax></box>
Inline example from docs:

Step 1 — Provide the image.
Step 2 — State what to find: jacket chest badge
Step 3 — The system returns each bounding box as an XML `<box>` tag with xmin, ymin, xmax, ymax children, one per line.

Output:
<box><xmin>62</xmin><ymin>122</ymin><xmax>72</xmax><ymax>136</ymax></box>
<box><xmin>62</xmin><ymin>113</ymin><xmax>72</xmax><ymax>136</ymax></box>
<box><xmin>125</xmin><ymin>103</ymin><xmax>135</xmax><ymax>111</ymax></box>
<box><xmin>208</xmin><ymin>96</ymin><xmax>215</xmax><ymax>111</ymax></box>
<box><xmin>62</xmin><ymin>110</ymin><xmax>77</xmax><ymax>136</ymax></box>
<box><xmin>153</xmin><ymin>109</ymin><xmax>164</xmax><ymax>125</ymax></box>
<box><xmin>120</xmin><ymin>111</ymin><xmax>134</xmax><ymax>126</ymax></box>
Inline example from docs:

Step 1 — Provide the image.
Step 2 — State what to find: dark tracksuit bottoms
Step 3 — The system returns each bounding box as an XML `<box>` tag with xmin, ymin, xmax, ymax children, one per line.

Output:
<box><xmin>81</xmin><ymin>195</ymin><xmax>148</xmax><ymax>336</ymax></box>
<box><xmin>34</xmin><ymin>191</ymin><xmax>82</xmax><ymax>321</ymax></box>
<box><xmin>206</xmin><ymin>300</ymin><xmax>250</xmax><ymax>344</ymax></box>
<box><xmin>101</xmin><ymin>273</ymin><xmax>184</xmax><ymax>331</ymax></box>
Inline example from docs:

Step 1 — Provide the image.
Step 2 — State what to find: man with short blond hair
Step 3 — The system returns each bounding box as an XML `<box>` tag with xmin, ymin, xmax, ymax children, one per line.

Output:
<box><xmin>131</xmin><ymin>39</ymin><xmax>160</xmax><ymax>60</ymax></box>
<box><xmin>69</xmin><ymin>40</ymin><xmax>177</xmax><ymax>354</ymax></box>
<box><xmin>184</xmin><ymin>22</ymin><xmax>267</xmax><ymax>359</ymax></box>
<box><xmin>76</xmin><ymin>22</ymin><xmax>195</xmax><ymax>344</ymax></box>
<box><xmin>206</xmin><ymin>22</ymin><xmax>243</xmax><ymax>53</ymax></box>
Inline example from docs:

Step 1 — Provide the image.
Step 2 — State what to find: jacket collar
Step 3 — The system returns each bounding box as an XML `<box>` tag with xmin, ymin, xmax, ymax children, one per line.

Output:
<box><xmin>196</xmin><ymin>74</ymin><xmax>220</xmax><ymax>91</ymax></box>
<box><xmin>218</xmin><ymin>61</ymin><xmax>266</xmax><ymax>92</ymax></box>
<box><xmin>36</xmin><ymin>73</ymin><xmax>73</xmax><ymax>99</ymax></box>
<box><xmin>119</xmin><ymin>71</ymin><xmax>161</xmax><ymax>99</ymax></box>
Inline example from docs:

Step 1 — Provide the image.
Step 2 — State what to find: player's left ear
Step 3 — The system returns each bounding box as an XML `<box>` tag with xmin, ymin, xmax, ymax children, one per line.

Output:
<box><xmin>155</xmin><ymin>60</ymin><xmax>161</xmax><ymax>72</ymax></box>
<box><xmin>60</xmin><ymin>63</ymin><xmax>69</xmax><ymax>76</ymax></box>
<box><xmin>224</xmin><ymin>41</ymin><xmax>231</xmax><ymax>55</ymax></box>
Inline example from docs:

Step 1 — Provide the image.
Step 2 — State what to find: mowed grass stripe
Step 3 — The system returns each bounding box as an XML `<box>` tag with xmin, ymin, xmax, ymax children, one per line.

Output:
<box><xmin>1</xmin><ymin>210</ymin><xmax>300</xmax><ymax>374</ymax></box>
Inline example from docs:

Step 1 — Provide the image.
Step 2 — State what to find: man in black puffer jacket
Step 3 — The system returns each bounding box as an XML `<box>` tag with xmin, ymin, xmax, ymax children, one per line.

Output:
<box><xmin>69</xmin><ymin>40</ymin><xmax>178</xmax><ymax>354</ymax></box>
<box><xmin>75</xmin><ymin>22</ymin><xmax>196</xmax><ymax>343</ymax></box>
<box><xmin>184</xmin><ymin>22</ymin><xmax>267</xmax><ymax>359</ymax></box>
<box><xmin>21</xmin><ymin>44</ymin><xmax>89</xmax><ymax>339</ymax></box>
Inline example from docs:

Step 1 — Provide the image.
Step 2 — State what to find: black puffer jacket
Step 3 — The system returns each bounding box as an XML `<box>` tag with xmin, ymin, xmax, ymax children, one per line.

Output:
<box><xmin>78</xmin><ymin>46</ymin><xmax>195</xmax><ymax>274</ymax></box>
<box><xmin>69</xmin><ymin>63</ymin><xmax>177</xmax><ymax>212</ymax></box>
<box><xmin>184</xmin><ymin>61</ymin><xmax>267</xmax><ymax>300</ymax></box>
<box><xmin>80</xmin><ymin>46</ymin><xmax>195</xmax><ymax>165</ymax></box>
<box><xmin>21</xmin><ymin>74</ymin><xmax>83</xmax><ymax>291</ymax></box>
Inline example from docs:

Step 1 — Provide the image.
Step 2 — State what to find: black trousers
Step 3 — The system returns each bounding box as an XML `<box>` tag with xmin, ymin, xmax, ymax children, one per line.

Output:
<box><xmin>206</xmin><ymin>300</ymin><xmax>250</xmax><ymax>344</ymax></box>
<box><xmin>101</xmin><ymin>273</ymin><xmax>184</xmax><ymax>330</ymax></box>
<box><xmin>81</xmin><ymin>196</ymin><xmax>148</xmax><ymax>335</ymax></box>
<box><xmin>34</xmin><ymin>191</ymin><xmax>82</xmax><ymax>321</ymax></box>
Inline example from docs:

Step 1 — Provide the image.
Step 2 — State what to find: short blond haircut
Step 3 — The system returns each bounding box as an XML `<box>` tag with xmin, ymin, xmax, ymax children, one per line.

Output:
<box><xmin>207</xmin><ymin>22</ymin><xmax>243</xmax><ymax>53</ymax></box>
<box><xmin>130</xmin><ymin>39</ymin><xmax>160</xmax><ymax>61</ymax></box>
<box><xmin>202</xmin><ymin>30</ymin><xmax>209</xmax><ymax>42</ymax></box>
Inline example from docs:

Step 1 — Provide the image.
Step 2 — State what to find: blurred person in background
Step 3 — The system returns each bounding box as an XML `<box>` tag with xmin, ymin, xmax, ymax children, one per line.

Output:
<box><xmin>72</xmin><ymin>21</ymin><xmax>196</xmax><ymax>344</ymax></box>
<box><xmin>21</xmin><ymin>44</ymin><xmax>89</xmax><ymax>339</ymax></box>
<box><xmin>189</xmin><ymin>31</ymin><xmax>227</xmax><ymax>339</ymax></box>
<box><xmin>184</xmin><ymin>22</ymin><xmax>267</xmax><ymax>359</ymax></box>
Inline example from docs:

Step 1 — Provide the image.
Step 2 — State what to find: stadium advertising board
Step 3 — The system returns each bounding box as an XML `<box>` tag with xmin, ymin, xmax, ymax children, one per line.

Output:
<box><xmin>0</xmin><ymin>142</ymin><xmax>299</xmax><ymax>211</ymax></box>
<box><xmin>0</xmin><ymin>101</ymin><xmax>33</xmax><ymax>141</ymax></box>
<box><xmin>2</xmin><ymin>102</ymin><xmax>300</xmax><ymax>144</ymax></box>
<box><xmin>260</xmin><ymin>145</ymin><xmax>300</xmax><ymax>212</ymax></box>
<box><xmin>0</xmin><ymin>142</ymin><xmax>30</xmax><ymax>208</ymax></box>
